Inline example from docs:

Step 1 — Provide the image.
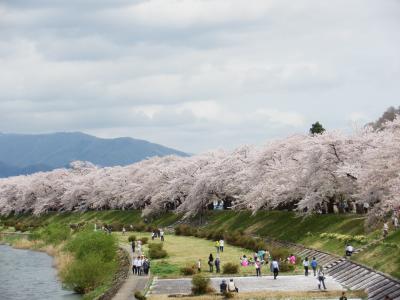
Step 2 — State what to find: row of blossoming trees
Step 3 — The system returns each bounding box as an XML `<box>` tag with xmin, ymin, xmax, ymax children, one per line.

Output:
<box><xmin>1</xmin><ymin>118</ymin><xmax>400</xmax><ymax>222</ymax></box>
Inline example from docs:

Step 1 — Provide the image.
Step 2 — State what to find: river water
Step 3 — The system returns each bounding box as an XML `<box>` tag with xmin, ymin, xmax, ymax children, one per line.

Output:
<box><xmin>0</xmin><ymin>244</ymin><xmax>81</xmax><ymax>300</ymax></box>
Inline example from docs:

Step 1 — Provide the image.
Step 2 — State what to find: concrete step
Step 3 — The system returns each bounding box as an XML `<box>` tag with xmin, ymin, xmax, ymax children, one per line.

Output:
<box><xmin>369</xmin><ymin>282</ymin><xmax>399</xmax><ymax>299</ymax></box>
<box><xmin>370</xmin><ymin>284</ymin><xmax>400</xmax><ymax>300</ymax></box>
<box><xmin>351</xmin><ymin>274</ymin><xmax>383</xmax><ymax>290</ymax></box>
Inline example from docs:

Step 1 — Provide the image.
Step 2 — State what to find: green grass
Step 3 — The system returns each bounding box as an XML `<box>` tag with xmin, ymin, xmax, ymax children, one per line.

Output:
<box><xmin>117</xmin><ymin>232</ymin><xmax>301</xmax><ymax>278</ymax></box>
<box><xmin>353</xmin><ymin>229</ymin><xmax>400</xmax><ymax>278</ymax></box>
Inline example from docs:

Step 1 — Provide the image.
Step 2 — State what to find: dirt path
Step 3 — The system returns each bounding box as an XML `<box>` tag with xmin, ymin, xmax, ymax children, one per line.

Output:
<box><xmin>112</xmin><ymin>244</ymin><xmax>149</xmax><ymax>300</ymax></box>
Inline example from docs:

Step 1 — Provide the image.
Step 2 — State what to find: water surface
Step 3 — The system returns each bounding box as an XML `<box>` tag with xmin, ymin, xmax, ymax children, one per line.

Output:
<box><xmin>0</xmin><ymin>244</ymin><xmax>81</xmax><ymax>300</ymax></box>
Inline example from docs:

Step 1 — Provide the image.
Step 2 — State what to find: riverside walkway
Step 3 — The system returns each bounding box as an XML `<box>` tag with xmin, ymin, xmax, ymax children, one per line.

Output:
<box><xmin>112</xmin><ymin>244</ymin><xmax>149</xmax><ymax>300</ymax></box>
<box><xmin>149</xmin><ymin>275</ymin><xmax>343</xmax><ymax>295</ymax></box>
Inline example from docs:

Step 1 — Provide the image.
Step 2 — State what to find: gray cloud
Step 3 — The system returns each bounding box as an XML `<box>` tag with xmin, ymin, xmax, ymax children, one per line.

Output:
<box><xmin>0</xmin><ymin>0</ymin><xmax>400</xmax><ymax>152</ymax></box>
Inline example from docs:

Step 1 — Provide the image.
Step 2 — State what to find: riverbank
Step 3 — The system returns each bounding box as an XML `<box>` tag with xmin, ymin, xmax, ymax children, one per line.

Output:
<box><xmin>0</xmin><ymin>226</ymin><xmax>123</xmax><ymax>300</ymax></box>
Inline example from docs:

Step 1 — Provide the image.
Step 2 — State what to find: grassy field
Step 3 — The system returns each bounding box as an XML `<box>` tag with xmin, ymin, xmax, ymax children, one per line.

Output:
<box><xmin>116</xmin><ymin>232</ymin><xmax>302</xmax><ymax>278</ymax></box>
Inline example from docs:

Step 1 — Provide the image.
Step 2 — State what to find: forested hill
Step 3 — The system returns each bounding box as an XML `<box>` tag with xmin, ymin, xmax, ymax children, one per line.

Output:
<box><xmin>0</xmin><ymin>132</ymin><xmax>188</xmax><ymax>177</ymax></box>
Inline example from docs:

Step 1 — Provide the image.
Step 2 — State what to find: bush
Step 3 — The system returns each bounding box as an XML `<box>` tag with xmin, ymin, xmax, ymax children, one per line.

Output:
<box><xmin>191</xmin><ymin>274</ymin><xmax>213</xmax><ymax>295</ymax></box>
<box><xmin>62</xmin><ymin>253</ymin><xmax>117</xmax><ymax>294</ymax></box>
<box><xmin>222</xmin><ymin>262</ymin><xmax>239</xmax><ymax>274</ymax></box>
<box><xmin>128</xmin><ymin>235</ymin><xmax>137</xmax><ymax>242</ymax></box>
<box><xmin>140</xmin><ymin>237</ymin><xmax>149</xmax><ymax>245</ymax></box>
<box><xmin>134</xmin><ymin>291</ymin><xmax>147</xmax><ymax>300</ymax></box>
<box><xmin>270</xmin><ymin>247</ymin><xmax>290</xmax><ymax>261</ymax></box>
<box><xmin>66</xmin><ymin>230</ymin><xmax>117</xmax><ymax>261</ymax></box>
<box><xmin>224</xmin><ymin>292</ymin><xmax>235</xmax><ymax>299</ymax></box>
<box><xmin>180</xmin><ymin>265</ymin><xmax>197</xmax><ymax>276</ymax></box>
<box><xmin>279</xmin><ymin>262</ymin><xmax>295</xmax><ymax>272</ymax></box>
<box><xmin>148</xmin><ymin>243</ymin><xmax>167</xmax><ymax>259</ymax></box>
<box><xmin>36</xmin><ymin>223</ymin><xmax>71</xmax><ymax>245</ymax></box>
<box><xmin>110</xmin><ymin>222</ymin><xmax>123</xmax><ymax>231</ymax></box>
<box><xmin>132</xmin><ymin>222</ymin><xmax>147</xmax><ymax>232</ymax></box>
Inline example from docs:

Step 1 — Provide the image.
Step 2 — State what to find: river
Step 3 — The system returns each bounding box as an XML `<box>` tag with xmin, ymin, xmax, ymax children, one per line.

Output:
<box><xmin>0</xmin><ymin>244</ymin><xmax>81</xmax><ymax>300</ymax></box>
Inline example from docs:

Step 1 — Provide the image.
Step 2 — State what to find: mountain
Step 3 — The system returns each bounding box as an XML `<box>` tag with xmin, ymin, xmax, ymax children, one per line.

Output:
<box><xmin>0</xmin><ymin>132</ymin><xmax>188</xmax><ymax>177</ymax></box>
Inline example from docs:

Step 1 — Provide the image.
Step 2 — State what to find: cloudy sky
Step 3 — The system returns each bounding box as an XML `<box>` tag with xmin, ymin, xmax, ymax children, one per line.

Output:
<box><xmin>0</xmin><ymin>0</ymin><xmax>399</xmax><ymax>153</ymax></box>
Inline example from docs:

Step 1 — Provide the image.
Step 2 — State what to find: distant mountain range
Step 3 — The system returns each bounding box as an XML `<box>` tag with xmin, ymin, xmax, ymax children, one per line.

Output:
<box><xmin>0</xmin><ymin>132</ymin><xmax>188</xmax><ymax>178</ymax></box>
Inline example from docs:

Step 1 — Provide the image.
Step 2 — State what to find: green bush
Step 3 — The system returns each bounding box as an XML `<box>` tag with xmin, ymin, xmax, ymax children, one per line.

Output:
<box><xmin>62</xmin><ymin>253</ymin><xmax>117</xmax><ymax>294</ymax></box>
<box><xmin>35</xmin><ymin>223</ymin><xmax>71</xmax><ymax>245</ymax></box>
<box><xmin>110</xmin><ymin>222</ymin><xmax>123</xmax><ymax>231</ymax></box>
<box><xmin>66</xmin><ymin>230</ymin><xmax>117</xmax><ymax>261</ymax></box>
<box><xmin>180</xmin><ymin>265</ymin><xmax>197</xmax><ymax>276</ymax></box>
<box><xmin>191</xmin><ymin>274</ymin><xmax>213</xmax><ymax>295</ymax></box>
<box><xmin>279</xmin><ymin>262</ymin><xmax>295</xmax><ymax>272</ymax></box>
<box><xmin>128</xmin><ymin>235</ymin><xmax>137</xmax><ymax>242</ymax></box>
<box><xmin>148</xmin><ymin>243</ymin><xmax>167</xmax><ymax>259</ymax></box>
<box><xmin>222</xmin><ymin>262</ymin><xmax>239</xmax><ymax>274</ymax></box>
<box><xmin>132</xmin><ymin>222</ymin><xmax>147</xmax><ymax>232</ymax></box>
<box><xmin>134</xmin><ymin>291</ymin><xmax>147</xmax><ymax>300</ymax></box>
<box><xmin>140</xmin><ymin>237</ymin><xmax>149</xmax><ymax>245</ymax></box>
<box><xmin>270</xmin><ymin>247</ymin><xmax>290</xmax><ymax>261</ymax></box>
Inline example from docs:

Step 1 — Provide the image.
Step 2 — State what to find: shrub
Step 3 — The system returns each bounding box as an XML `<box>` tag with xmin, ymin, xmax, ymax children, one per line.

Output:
<box><xmin>134</xmin><ymin>291</ymin><xmax>147</xmax><ymax>300</ymax></box>
<box><xmin>140</xmin><ymin>237</ymin><xmax>149</xmax><ymax>245</ymax></box>
<box><xmin>224</xmin><ymin>292</ymin><xmax>235</xmax><ymax>299</ymax></box>
<box><xmin>132</xmin><ymin>222</ymin><xmax>147</xmax><ymax>232</ymax></box>
<box><xmin>37</xmin><ymin>223</ymin><xmax>71</xmax><ymax>245</ymax></box>
<box><xmin>180</xmin><ymin>265</ymin><xmax>197</xmax><ymax>276</ymax></box>
<box><xmin>148</xmin><ymin>243</ymin><xmax>167</xmax><ymax>259</ymax></box>
<box><xmin>128</xmin><ymin>235</ymin><xmax>137</xmax><ymax>242</ymax></box>
<box><xmin>191</xmin><ymin>274</ymin><xmax>213</xmax><ymax>295</ymax></box>
<box><xmin>279</xmin><ymin>262</ymin><xmax>295</xmax><ymax>272</ymax></box>
<box><xmin>66</xmin><ymin>230</ymin><xmax>117</xmax><ymax>261</ymax></box>
<box><xmin>222</xmin><ymin>262</ymin><xmax>239</xmax><ymax>274</ymax></box>
<box><xmin>110</xmin><ymin>222</ymin><xmax>123</xmax><ymax>231</ymax></box>
<box><xmin>62</xmin><ymin>252</ymin><xmax>117</xmax><ymax>294</ymax></box>
<box><xmin>270</xmin><ymin>247</ymin><xmax>290</xmax><ymax>261</ymax></box>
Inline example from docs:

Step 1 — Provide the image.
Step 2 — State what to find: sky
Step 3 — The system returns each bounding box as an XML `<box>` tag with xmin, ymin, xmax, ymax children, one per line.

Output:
<box><xmin>0</xmin><ymin>0</ymin><xmax>399</xmax><ymax>153</ymax></box>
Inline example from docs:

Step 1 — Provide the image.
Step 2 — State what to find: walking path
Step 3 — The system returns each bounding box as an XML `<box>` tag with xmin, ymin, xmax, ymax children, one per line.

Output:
<box><xmin>269</xmin><ymin>240</ymin><xmax>400</xmax><ymax>300</ymax></box>
<box><xmin>112</xmin><ymin>244</ymin><xmax>149</xmax><ymax>300</ymax></box>
<box><xmin>150</xmin><ymin>275</ymin><xmax>343</xmax><ymax>295</ymax></box>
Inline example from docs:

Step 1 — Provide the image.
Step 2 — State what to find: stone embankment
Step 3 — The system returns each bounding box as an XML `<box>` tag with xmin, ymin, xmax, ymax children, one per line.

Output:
<box><xmin>269</xmin><ymin>240</ymin><xmax>400</xmax><ymax>300</ymax></box>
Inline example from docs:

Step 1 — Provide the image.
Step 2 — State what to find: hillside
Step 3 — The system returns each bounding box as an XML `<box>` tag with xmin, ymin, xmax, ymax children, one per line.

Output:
<box><xmin>0</xmin><ymin>132</ymin><xmax>188</xmax><ymax>177</ymax></box>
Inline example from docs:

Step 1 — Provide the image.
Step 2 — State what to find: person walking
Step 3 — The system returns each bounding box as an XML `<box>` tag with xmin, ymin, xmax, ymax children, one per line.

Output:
<box><xmin>143</xmin><ymin>258</ymin><xmax>150</xmax><ymax>275</ymax></box>
<box><xmin>394</xmin><ymin>215</ymin><xmax>399</xmax><ymax>230</ymax></box>
<box><xmin>317</xmin><ymin>266</ymin><xmax>326</xmax><ymax>290</ymax></box>
<box><xmin>208</xmin><ymin>253</ymin><xmax>214</xmax><ymax>272</ymax></box>
<box><xmin>122</xmin><ymin>226</ymin><xmax>126</xmax><ymax>235</ymax></box>
<box><xmin>255</xmin><ymin>259</ymin><xmax>261</xmax><ymax>277</ymax></box>
<box><xmin>215</xmin><ymin>256</ymin><xmax>221</xmax><ymax>273</ymax></box>
<box><xmin>131</xmin><ymin>240</ymin><xmax>135</xmax><ymax>253</ymax></box>
<box><xmin>137</xmin><ymin>256</ymin><xmax>143</xmax><ymax>275</ymax></box>
<box><xmin>339</xmin><ymin>291</ymin><xmax>348</xmax><ymax>300</ymax></box>
<box><xmin>345</xmin><ymin>244</ymin><xmax>354</xmax><ymax>257</ymax></box>
<box><xmin>311</xmin><ymin>257</ymin><xmax>318</xmax><ymax>276</ymax></box>
<box><xmin>160</xmin><ymin>229</ymin><xmax>165</xmax><ymax>241</ymax></box>
<box><xmin>197</xmin><ymin>259</ymin><xmax>201</xmax><ymax>272</ymax></box>
<box><xmin>383</xmin><ymin>222</ymin><xmax>389</xmax><ymax>238</ymax></box>
<box><xmin>132</xmin><ymin>257</ymin><xmax>138</xmax><ymax>275</ymax></box>
<box><xmin>219</xmin><ymin>239</ymin><xmax>224</xmax><ymax>252</ymax></box>
<box><xmin>303</xmin><ymin>257</ymin><xmax>309</xmax><ymax>276</ymax></box>
<box><xmin>271</xmin><ymin>258</ymin><xmax>279</xmax><ymax>279</ymax></box>
<box><xmin>215</xmin><ymin>240</ymin><xmax>220</xmax><ymax>253</ymax></box>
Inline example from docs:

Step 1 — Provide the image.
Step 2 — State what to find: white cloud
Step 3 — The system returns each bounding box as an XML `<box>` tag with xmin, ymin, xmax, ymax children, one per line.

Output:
<box><xmin>0</xmin><ymin>0</ymin><xmax>400</xmax><ymax>152</ymax></box>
